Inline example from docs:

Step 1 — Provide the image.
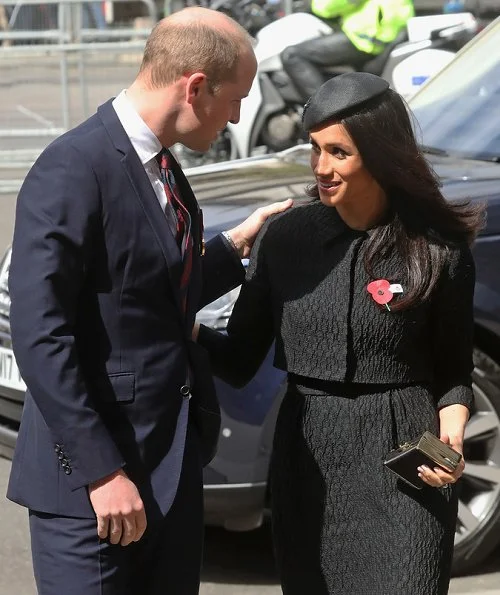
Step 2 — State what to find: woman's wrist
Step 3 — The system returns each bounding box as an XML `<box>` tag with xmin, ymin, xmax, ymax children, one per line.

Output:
<box><xmin>438</xmin><ymin>403</ymin><xmax>469</xmax><ymax>450</ymax></box>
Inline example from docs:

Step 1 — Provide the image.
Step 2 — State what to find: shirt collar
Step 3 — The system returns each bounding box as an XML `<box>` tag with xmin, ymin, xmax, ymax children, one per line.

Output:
<box><xmin>112</xmin><ymin>89</ymin><xmax>162</xmax><ymax>165</ymax></box>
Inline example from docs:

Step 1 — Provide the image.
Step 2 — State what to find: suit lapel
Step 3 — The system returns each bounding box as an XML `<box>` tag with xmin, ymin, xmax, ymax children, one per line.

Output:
<box><xmin>98</xmin><ymin>100</ymin><xmax>184</xmax><ymax>315</ymax></box>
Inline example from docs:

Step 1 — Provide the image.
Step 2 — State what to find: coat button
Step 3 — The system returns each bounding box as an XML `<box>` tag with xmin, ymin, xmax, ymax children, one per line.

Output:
<box><xmin>58</xmin><ymin>452</ymin><xmax>64</xmax><ymax>460</ymax></box>
<box><xmin>54</xmin><ymin>444</ymin><xmax>61</xmax><ymax>453</ymax></box>
<box><xmin>180</xmin><ymin>385</ymin><xmax>191</xmax><ymax>398</ymax></box>
<box><xmin>64</xmin><ymin>467</ymin><xmax>72</xmax><ymax>475</ymax></box>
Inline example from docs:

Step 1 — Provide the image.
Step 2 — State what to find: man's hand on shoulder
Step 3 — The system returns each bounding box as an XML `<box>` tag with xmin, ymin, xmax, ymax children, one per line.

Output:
<box><xmin>225</xmin><ymin>198</ymin><xmax>293</xmax><ymax>259</ymax></box>
<box><xmin>88</xmin><ymin>469</ymin><xmax>147</xmax><ymax>546</ymax></box>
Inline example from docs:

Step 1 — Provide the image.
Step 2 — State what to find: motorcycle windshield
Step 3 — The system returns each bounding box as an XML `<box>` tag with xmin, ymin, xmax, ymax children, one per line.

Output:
<box><xmin>409</xmin><ymin>17</ymin><xmax>500</xmax><ymax>163</ymax></box>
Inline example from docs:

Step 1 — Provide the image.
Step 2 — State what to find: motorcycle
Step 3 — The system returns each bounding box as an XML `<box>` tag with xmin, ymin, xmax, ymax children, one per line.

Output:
<box><xmin>174</xmin><ymin>11</ymin><xmax>478</xmax><ymax>167</ymax></box>
<box><xmin>209</xmin><ymin>0</ymin><xmax>283</xmax><ymax>37</ymax></box>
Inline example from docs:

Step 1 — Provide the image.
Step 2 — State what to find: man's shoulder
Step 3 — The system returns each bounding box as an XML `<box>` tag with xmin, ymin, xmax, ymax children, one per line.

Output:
<box><xmin>37</xmin><ymin>106</ymin><xmax>114</xmax><ymax>167</ymax></box>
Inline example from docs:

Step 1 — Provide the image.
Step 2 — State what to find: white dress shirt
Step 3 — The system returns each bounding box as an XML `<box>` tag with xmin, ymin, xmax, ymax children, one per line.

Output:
<box><xmin>112</xmin><ymin>90</ymin><xmax>169</xmax><ymax>212</ymax></box>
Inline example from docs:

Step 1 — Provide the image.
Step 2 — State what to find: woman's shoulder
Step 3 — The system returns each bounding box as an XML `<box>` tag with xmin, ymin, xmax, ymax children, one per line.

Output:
<box><xmin>264</xmin><ymin>199</ymin><xmax>344</xmax><ymax>238</ymax></box>
<box><xmin>256</xmin><ymin>200</ymin><xmax>313</xmax><ymax>242</ymax></box>
<box><xmin>269</xmin><ymin>198</ymin><xmax>318</xmax><ymax>224</ymax></box>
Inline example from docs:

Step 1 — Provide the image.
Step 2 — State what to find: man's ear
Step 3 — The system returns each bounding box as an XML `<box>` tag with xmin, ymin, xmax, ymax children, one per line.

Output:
<box><xmin>185</xmin><ymin>72</ymin><xmax>208</xmax><ymax>104</ymax></box>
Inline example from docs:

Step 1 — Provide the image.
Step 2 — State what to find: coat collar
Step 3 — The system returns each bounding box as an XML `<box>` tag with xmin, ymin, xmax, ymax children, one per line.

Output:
<box><xmin>306</xmin><ymin>200</ymin><xmax>366</xmax><ymax>246</ymax></box>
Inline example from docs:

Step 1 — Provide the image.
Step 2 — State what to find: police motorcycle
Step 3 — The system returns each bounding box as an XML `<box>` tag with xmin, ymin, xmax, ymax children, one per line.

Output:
<box><xmin>208</xmin><ymin>0</ymin><xmax>283</xmax><ymax>37</ymax></box>
<box><xmin>174</xmin><ymin>10</ymin><xmax>478</xmax><ymax>167</ymax></box>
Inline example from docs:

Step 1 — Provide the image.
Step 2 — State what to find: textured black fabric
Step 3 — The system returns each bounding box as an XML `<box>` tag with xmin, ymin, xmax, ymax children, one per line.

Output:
<box><xmin>198</xmin><ymin>200</ymin><xmax>475</xmax><ymax>594</ymax></box>
<box><xmin>199</xmin><ymin>200</ymin><xmax>475</xmax><ymax>410</ymax></box>
<box><xmin>271</xmin><ymin>381</ymin><xmax>458</xmax><ymax>595</ymax></box>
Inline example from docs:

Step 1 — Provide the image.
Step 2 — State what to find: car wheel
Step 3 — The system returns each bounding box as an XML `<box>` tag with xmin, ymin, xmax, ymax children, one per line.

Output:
<box><xmin>452</xmin><ymin>347</ymin><xmax>500</xmax><ymax>574</ymax></box>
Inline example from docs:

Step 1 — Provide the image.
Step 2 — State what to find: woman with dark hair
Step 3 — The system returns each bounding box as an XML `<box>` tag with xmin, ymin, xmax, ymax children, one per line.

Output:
<box><xmin>195</xmin><ymin>72</ymin><xmax>486</xmax><ymax>594</ymax></box>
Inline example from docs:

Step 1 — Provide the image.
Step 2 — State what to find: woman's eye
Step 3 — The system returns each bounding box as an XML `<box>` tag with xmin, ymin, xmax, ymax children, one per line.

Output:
<box><xmin>332</xmin><ymin>147</ymin><xmax>347</xmax><ymax>158</ymax></box>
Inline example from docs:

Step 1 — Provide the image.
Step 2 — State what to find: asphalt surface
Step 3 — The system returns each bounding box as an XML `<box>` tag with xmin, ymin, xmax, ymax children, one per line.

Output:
<box><xmin>1</xmin><ymin>457</ymin><xmax>500</xmax><ymax>595</ymax></box>
<box><xmin>1</xmin><ymin>48</ymin><xmax>500</xmax><ymax>595</ymax></box>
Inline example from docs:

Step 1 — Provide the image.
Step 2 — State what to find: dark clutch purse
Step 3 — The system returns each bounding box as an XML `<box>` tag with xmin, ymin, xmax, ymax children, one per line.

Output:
<box><xmin>383</xmin><ymin>431</ymin><xmax>462</xmax><ymax>489</ymax></box>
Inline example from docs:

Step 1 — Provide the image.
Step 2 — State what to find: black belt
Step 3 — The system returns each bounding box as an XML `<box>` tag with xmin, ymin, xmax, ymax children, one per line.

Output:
<box><xmin>287</xmin><ymin>373</ymin><xmax>426</xmax><ymax>397</ymax></box>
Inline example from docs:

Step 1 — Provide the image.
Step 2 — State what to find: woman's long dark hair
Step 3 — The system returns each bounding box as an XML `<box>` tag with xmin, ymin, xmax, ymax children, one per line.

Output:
<box><xmin>306</xmin><ymin>88</ymin><xmax>486</xmax><ymax>311</ymax></box>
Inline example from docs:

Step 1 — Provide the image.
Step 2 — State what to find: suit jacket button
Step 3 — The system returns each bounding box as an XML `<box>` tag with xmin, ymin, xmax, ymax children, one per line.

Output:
<box><xmin>54</xmin><ymin>444</ymin><xmax>61</xmax><ymax>453</ymax></box>
<box><xmin>180</xmin><ymin>385</ymin><xmax>191</xmax><ymax>398</ymax></box>
<box><xmin>64</xmin><ymin>467</ymin><xmax>72</xmax><ymax>475</ymax></box>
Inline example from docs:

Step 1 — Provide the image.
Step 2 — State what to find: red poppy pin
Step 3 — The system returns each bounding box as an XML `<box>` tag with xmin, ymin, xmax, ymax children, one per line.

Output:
<box><xmin>367</xmin><ymin>279</ymin><xmax>396</xmax><ymax>311</ymax></box>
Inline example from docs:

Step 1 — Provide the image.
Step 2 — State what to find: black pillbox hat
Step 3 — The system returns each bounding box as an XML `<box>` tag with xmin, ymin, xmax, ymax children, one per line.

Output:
<box><xmin>302</xmin><ymin>72</ymin><xmax>390</xmax><ymax>132</ymax></box>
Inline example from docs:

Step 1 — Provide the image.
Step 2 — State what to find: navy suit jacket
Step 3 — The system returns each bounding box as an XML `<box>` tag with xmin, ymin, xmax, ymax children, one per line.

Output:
<box><xmin>6</xmin><ymin>99</ymin><xmax>245</xmax><ymax>519</ymax></box>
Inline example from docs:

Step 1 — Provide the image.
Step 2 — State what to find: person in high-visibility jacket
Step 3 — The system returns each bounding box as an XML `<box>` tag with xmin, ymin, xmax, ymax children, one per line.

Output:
<box><xmin>281</xmin><ymin>0</ymin><xmax>414</xmax><ymax>103</ymax></box>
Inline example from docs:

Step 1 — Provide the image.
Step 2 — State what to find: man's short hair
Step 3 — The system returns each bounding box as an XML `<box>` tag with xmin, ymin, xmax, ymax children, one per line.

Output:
<box><xmin>140</xmin><ymin>18</ymin><xmax>253</xmax><ymax>93</ymax></box>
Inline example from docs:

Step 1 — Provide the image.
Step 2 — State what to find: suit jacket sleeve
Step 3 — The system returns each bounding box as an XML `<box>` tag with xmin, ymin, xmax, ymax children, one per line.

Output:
<box><xmin>9</xmin><ymin>142</ymin><xmax>125</xmax><ymax>491</ymax></box>
<box><xmin>431</xmin><ymin>242</ymin><xmax>475</xmax><ymax>410</ymax></box>
<box><xmin>197</xmin><ymin>221</ymin><xmax>275</xmax><ymax>388</ymax></box>
<box><xmin>198</xmin><ymin>233</ymin><xmax>245</xmax><ymax>309</ymax></box>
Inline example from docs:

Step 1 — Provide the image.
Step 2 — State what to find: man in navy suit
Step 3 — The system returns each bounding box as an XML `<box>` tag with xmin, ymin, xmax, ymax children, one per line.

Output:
<box><xmin>6</xmin><ymin>7</ymin><xmax>292</xmax><ymax>594</ymax></box>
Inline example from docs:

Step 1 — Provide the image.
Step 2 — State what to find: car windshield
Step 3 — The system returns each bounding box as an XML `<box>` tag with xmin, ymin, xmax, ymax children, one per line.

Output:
<box><xmin>409</xmin><ymin>18</ymin><xmax>500</xmax><ymax>162</ymax></box>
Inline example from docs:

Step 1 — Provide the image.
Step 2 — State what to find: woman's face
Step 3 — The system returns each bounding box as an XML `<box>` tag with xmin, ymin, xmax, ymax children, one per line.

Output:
<box><xmin>309</xmin><ymin>122</ymin><xmax>383</xmax><ymax>211</ymax></box>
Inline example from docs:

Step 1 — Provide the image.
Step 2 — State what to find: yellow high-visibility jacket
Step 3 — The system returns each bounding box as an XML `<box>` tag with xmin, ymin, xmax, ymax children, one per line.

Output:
<box><xmin>311</xmin><ymin>0</ymin><xmax>415</xmax><ymax>55</ymax></box>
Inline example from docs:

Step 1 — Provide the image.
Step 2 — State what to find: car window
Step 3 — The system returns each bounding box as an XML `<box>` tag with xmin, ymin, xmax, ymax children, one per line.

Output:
<box><xmin>409</xmin><ymin>18</ymin><xmax>500</xmax><ymax>161</ymax></box>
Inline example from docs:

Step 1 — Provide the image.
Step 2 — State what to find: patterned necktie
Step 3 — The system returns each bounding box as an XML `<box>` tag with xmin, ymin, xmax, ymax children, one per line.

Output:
<box><xmin>158</xmin><ymin>148</ymin><xmax>193</xmax><ymax>314</ymax></box>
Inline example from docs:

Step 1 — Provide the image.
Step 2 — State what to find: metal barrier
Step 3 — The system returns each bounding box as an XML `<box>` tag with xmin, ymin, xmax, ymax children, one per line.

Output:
<box><xmin>0</xmin><ymin>0</ymin><xmax>297</xmax><ymax>195</ymax></box>
<box><xmin>0</xmin><ymin>0</ymin><xmax>155</xmax><ymax>194</ymax></box>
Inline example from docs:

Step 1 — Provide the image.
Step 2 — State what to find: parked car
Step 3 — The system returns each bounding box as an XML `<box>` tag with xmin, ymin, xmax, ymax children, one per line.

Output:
<box><xmin>1</xmin><ymin>15</ymin><xmax>500</xmax><ymax>574</ymax></box>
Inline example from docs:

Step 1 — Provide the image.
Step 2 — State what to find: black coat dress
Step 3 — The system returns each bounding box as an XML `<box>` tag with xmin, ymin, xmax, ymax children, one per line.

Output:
<box><xmin>198</xmin><ymin>201</ymin><xmax>475</xmax><ymax>595</ymax></box>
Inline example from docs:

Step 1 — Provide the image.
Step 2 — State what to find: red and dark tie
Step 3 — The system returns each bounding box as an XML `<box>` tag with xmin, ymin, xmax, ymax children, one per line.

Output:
<box><xmin>158</xmin><ymin>148</ymin><xmax>193</xmax><ymax>314</ymax></box>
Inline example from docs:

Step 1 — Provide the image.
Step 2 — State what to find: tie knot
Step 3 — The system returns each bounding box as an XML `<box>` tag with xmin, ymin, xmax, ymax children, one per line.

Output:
<box><xmin>157</xmin><ymin>147</ymin><xmax>170</xmax><ymax>170</ymax></box>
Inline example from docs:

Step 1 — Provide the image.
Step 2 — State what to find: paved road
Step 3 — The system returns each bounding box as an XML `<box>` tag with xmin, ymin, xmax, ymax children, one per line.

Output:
<box><xmin>0</xmin><ymin>455</ymin><xmax>499</xmax><ymax>594</ymax></box>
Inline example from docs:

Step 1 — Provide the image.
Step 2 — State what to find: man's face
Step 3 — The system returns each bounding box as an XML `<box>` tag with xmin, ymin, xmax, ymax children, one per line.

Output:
<box><xmin>183</xmin><ymin>50</ymin><xmax>257</xmax><ymax>153</ymax></box>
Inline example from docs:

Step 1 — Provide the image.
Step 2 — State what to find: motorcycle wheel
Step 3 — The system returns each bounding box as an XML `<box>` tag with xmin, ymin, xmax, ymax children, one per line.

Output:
<box><xmin>172</xmin><ymin>128</ymin><xmax>239</xmax><ymax>169</ymax></box>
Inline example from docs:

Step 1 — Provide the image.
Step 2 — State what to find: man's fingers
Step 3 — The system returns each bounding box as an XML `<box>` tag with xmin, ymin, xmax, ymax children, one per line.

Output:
<box><xmin>108</xmin><ymin>515</ymin><xmax>123</xmax><ymax>545</ymax></box>
<box><xmin>120</xmin><ymin>515</ymin><xmax>136</xmax><ymax>546</ymax></box>
<box><xmin>135</xmin><ymin>509</ymin><xmax>148</xmax><ymax>542</ymax></box>
<box><xmin>96</xmin><ymin>515</ymin><xmax>110</xmax><ymax>540</ymax></box>
<box><xmin>88</xmin><ymin>470</ymin><xmax>146</xmax><ymax>545</ymax></box>
<box><xmin>258</xmin><ymin>199</ymin><xmax>293</xmax><ymax>219</ymax></box>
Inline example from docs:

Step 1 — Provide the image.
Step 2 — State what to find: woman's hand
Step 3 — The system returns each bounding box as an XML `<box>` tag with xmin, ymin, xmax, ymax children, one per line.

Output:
<box><xmin>417</xmin><ymin>404</ymin><xmax>469</xmax><ymax>488</ymax></box>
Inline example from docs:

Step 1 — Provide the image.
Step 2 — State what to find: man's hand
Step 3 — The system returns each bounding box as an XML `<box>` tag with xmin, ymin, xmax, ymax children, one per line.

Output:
<box><xmin>88</xmin><ymin>469</ymin><xmax>147</xmax><ymax>546</ymax></box>
<box><xmin>225</xmin><ymin>199</ymin><xmax>293</xmax><ymax>259</ymax></box>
